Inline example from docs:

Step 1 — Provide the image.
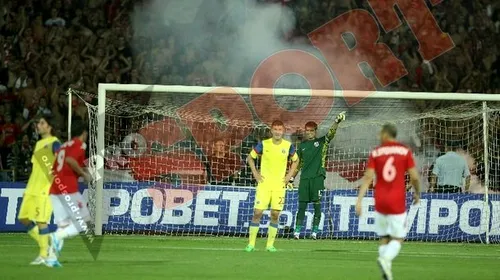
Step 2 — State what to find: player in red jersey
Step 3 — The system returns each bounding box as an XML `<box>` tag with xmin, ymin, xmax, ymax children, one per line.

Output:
<box><xmin>48</xmin><ymin>120</ymin><xmax>91</xmax><ymax>263</ymax></box>
<box><xmin>356</xmin><ymin>123</ymin><xmax>420</xmax><ymax>280</ymax></box>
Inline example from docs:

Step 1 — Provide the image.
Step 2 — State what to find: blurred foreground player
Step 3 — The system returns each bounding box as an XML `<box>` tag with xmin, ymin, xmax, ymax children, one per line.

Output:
<box><xmin>356</xmin><ymin>123</ymin><xmax>420</xmax><ymax>280</ymax></box>
<box><xmin>48</xmin><ymin>120</ymin><xmax>91</xmax><ymax>267</ymax></box>
<box><xmin>17</xmin><ymin>115</ymin><xmax>61</xmax><ymax>266</ymax></box>
<box><xmin>246</xmin><ymin>120</ymin><xmax>299</xmax><ymax>252</ymax></box>
<box><xmin>293</xmin><ymin>111</ymin><xmax>345</xmax><ymax>240</ymax></box>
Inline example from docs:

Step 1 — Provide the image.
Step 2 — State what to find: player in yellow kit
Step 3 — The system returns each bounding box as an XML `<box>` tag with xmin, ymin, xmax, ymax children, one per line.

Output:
<box><xmin>17</xmin><ymin>114</ymin><xmax>61</xmax><ymax>266</ymax></box>
<box><xmin>246</xmin><ymin>120</ymin><xmax>299</xmax><ymax>252</ymax></box>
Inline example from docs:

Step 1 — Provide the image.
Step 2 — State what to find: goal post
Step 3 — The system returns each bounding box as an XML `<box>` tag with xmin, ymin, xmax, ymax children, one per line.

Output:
<box><xmin>68</xmin><ymin>83</ymin><xmax>500</xmax><ymax>243</ymax></box>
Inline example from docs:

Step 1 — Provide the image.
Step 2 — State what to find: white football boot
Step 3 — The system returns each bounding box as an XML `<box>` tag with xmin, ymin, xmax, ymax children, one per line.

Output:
<box><xmin>293</xmin><ymin>232</ymin><xmax>300</xmax><ymax>240</ymax></box>
<box><xmin>29</xmin><ymin>256</ymin><xmax>46</xmax><ymax>265</ymax></box>
<box><xmin>377</xmin><ymin>257</ymin><xmax>393</xmax><ymax>280</ymax></box>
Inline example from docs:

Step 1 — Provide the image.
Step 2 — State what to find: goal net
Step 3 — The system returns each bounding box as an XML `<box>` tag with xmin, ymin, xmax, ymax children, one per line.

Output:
<box><xmin>69</xmin><ymin>86</ymin><xmax>500</xmax><ymax>243</ymax></box>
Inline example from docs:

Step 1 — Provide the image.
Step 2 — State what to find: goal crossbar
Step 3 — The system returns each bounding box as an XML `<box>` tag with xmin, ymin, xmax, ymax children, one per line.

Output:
<box><xmin>97</xmin><ymin>83</ymin><xmax>500</xmax><ymax>101</ymax></box>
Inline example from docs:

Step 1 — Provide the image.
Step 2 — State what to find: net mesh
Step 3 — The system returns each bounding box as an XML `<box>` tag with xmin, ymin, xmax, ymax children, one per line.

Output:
<box><xmin>69</xmin><ymin>87</ymin><xmax>500</xmax><ymax>243</ymax></box>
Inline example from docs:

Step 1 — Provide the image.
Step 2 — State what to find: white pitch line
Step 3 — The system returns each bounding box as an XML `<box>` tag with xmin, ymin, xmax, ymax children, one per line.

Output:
<box><xmin>2</xmin><ymin>234</ymin><xmax>498</xmax><ymax>248</ymax></box>
<box><xmin>1</xmin><ymin>244</ymin><xmax>498</xmax><ymax>259</ymax></box>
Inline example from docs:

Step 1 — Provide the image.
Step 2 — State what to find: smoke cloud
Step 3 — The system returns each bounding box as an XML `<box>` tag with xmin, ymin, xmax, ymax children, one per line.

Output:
<box><xmin>130</xmin><ymin>0</ymin><xmax>417</xmax><ymax>153</ymax></box>
<box><xmin>131</xmin><ymin>0</ymin><xmax>323</xmax><ymax>88</ymax></box>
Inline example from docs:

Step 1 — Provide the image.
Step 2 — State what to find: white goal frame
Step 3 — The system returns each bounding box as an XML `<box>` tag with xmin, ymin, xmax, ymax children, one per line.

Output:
<box><xmin>84</xmin><ymin>83</ymin><xmax>500</xmax><ymax>240</ymax></box>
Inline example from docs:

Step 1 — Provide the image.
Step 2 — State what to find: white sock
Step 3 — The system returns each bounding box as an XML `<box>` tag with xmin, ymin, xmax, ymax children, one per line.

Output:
<box><xmin>378</xmin><ymin>244</ymin><xmax>388</xmax><ymax>257</ymax></box>
<box><xmin>55</xmin><ymin>223</ymin><xmax>80</xmax><ymax>240</ymax></box>
<box><xmin>382</xmin><ymin>240</ymin><xmax>402</xmax><ymax>261</ymax></box>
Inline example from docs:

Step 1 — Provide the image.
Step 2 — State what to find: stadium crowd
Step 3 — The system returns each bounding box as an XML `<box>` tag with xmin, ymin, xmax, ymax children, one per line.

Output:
<box><xmin>0</xmin><ymin>0</ymin><xmax>499</xmax><ymax>190</ymax></box>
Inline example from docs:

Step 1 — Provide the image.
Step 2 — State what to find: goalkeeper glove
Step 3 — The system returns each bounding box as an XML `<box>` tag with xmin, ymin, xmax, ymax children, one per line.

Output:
<box><xmin>286</xmin><ymin>177</ymin><xmax>295</xmax><ymax>190</ymax></box>
<box><xmin>335</xmin><ymin>111</ymin><xmax>346</xmax><ymax>123</ymax></box>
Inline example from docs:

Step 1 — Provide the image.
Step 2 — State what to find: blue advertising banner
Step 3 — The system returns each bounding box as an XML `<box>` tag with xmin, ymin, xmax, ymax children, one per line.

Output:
<box><xmin>1</xmin><ymin>182</ymin><xmax>499</xmax><ymax>242</ymax></box>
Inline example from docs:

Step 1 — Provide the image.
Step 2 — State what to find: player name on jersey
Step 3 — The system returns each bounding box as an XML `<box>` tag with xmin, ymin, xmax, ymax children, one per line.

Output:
<box><xmin>371</xmin><ymin>146</ymin><xmax>410</xmax><ymax>157</ymax></box>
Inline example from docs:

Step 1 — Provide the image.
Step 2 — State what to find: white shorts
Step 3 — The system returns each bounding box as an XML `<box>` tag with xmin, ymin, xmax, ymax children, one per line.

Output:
<box><xmin>375</xmin><ymin>211</ymin><xmax>408</xmax><ymax>239</ymax></box>
<box><xmin>50</xmin><ymin>193</ymin><xmax>90</xmax><ymax>225</ymax></box>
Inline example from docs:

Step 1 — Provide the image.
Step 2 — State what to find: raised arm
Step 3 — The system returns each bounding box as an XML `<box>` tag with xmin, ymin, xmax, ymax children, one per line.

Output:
<box><xmin>119</xmin><ymin>55</ymin><xmax>132</xmax><ymax>74</ymax></box>
<box><xmin>325</xmin><ymin>111</ymin><xmax>346</xmax><ymax>143</ymax></box>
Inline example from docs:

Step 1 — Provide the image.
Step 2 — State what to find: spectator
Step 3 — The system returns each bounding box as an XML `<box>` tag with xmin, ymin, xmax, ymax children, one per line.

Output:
<box><xmin>430</xmin><ymin>141</ymin><xmax>471</xmax><ymax>193</ymax></box>
<box><xmin>45</xmin><ymin>8</ymin><xmax>66</xmax><ymax>27</ymax></box>
<box><xmin>7</xmin><ymin>134</ymin><xmax>33</xmax><ymax>182</ymax></box>
<box><xmin>0</xmin><ymin>113</ymin><xmax>20</xmax><ymax>167</ymax></box>
<box><xmin>207</xmin><ymin>139</ymin><xmax>243</xmax><ymax>185</ymax></box>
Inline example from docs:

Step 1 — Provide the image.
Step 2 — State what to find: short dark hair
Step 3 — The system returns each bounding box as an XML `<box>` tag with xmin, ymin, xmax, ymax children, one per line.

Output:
<box><xmin>446</xmin><ymin>140</ymin><xmax>461</xmax><ymax>150</ymax></box>
<box><xmin>271</xmin><ymin>120</ymin><xmax>284</xmax><ymax>127</ymax></box>
<box><xmin>38</xmin><ymin>113</ymin><xmax>55</xmax><ymax>128</ymax></box>
<box><xmin>71</xmin><ymin>119</ymin><xmax>88</xmax><ymax>137</ymax></box>
<box><xmin>381</xmin><ymin>123</ymin><xmax>397</xmax><ymax>138</ymax></box>
<box><xmin>305</xmin><ymin>121</ymin><xmax>318</xmax><ymax>130</ymax></box>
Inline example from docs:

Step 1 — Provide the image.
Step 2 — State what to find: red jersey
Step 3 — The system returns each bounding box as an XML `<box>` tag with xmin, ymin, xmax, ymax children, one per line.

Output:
<box><xmin>50</xmin><ymin>138</ymin><xmax>86</xmax><ymax>195</ymax></box>
<box><xmin>367</xmin><ymin>141</ymin><xmax>415</xmax><ymax>215</ymax></box>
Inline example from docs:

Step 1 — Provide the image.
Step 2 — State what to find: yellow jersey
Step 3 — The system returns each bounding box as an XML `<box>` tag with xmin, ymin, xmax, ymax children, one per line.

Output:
<box><xmin>24</xmin><ymin>136</ymin><xmax>61</xmax><ymax>196</ymax></box>
<box><xmin>250</xmin><ymin>138</ymin><xmax>298</xmax><ymax>188</ymax></box>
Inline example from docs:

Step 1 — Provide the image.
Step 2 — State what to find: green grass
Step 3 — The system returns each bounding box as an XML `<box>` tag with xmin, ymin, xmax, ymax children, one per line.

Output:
<box><xmin>1</xmin><ymin>234</ymin><xmax>499</xmax><ymax>280</ymax></box>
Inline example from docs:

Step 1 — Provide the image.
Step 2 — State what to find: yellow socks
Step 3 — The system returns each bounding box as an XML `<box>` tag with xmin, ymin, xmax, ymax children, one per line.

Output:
<box><xmin>248</xmin><ymin>223</ymin><xmax>259</xmax><ymax>247</ymax></box>
<box><xmin>266</xmin><ymin>223</ymin><xmax>278</xmax><ymax>248</ymax></box>
<box><xmin>26</xmin><ymin>222</ymin><xmax>39</xmax><ymax>243</ymax></box>
<box><xmin>38</xmin><ymin>227</ymin><xmax>50</xmax><ymax>258</ymax></box>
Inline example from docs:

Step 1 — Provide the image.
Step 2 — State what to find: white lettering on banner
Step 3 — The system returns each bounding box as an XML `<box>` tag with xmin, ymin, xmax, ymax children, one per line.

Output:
<box><xmin>295</xmin><ymin>212</ymin><xmax>325</xmax><ymax>230</ymax></box>
<box><xmin>406</xmin><ymin>199</ymin><xmax>428</xmax><ymax>234</ymax></box>
<box><xmin>260</xmin><ymin>211</ymin><xmax>271</xmax><ymax>227</ymax></box>
<box><xmin>280</xmin><ymin>211</ymin><xmax>293</xmax><ymax>228</ymax></box>
<box><xmin>102</xmin><ymin>189</ymin><xmax>131</xmax><ymax>224</ymax></box>
<box><xmin>429</xmin><ymin>199</ymin><xmax>458</xmax><ymax>234</ymax></box>
<box><xmin>259</xmin><ymin>210</ymin><xmax>294</xmax><ymax>228</ymax></box>
<box><xmin>459</xmin><ymin>200</ymin><xmax>487</xmax><ymax>235</ymax></box>
<box><xmin>164</xmin><ymin>189</ymin><xmax>193</xmax><ymax>209</ymax></box>
<box><xmin>161</xmin><ymin>189</ymin><xmax>193</xmax><ymax>225</ymax></box>
<box><xmin>358</xmin><ymin>197</ymin><xmax>375</xmax><ymax>232</ymax></box>
<box><xmin>194</xmin><ymin>191</ymin><xmax>221</xmax><ymax>226</ymax></box>
<box><xmin>131</xmin><ymin>189</ymin><xmax>162</xmax><ymax>225</ymax></box>
<box><xmin>489</xmin><ymin>201</ymin><xmax>500</xmax><ymax>235</ymax></box>
<box><xmin>222</xmin><ymin>191</ymin><xmax>248</xmax><ymax>227</ymax></box>
<box><xmin>304</xmin><ymin>212</ymin><xmax>313</xmax><ymax>229</ymax></box>
<box><xmin>0</xmin><ymin>188</ymin><xmax>23</xmax><ymax>225</ymax></box>
<box><xmin>333</xmin><ymin>196</ymin><xmax>357</xmax><ymax>231</ymax></box>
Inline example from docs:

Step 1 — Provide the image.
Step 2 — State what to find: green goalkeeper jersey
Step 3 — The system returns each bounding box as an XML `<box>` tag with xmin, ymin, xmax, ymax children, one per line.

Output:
<box><xmin>297</xmin><ymin>125</ymin><xmax>338</xmax><ymax>179</ymax></box>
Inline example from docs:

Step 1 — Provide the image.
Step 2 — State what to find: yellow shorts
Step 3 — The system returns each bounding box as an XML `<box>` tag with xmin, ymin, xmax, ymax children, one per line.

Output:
<box><xmin>254</xmin><ymin>183</ymin><xmax>286</xmax><ymax>211</ymax></box>
<box><xmin>18</xmin><ymin>194</ymin><xmax>53</xmax><ymax>223</ymax></box>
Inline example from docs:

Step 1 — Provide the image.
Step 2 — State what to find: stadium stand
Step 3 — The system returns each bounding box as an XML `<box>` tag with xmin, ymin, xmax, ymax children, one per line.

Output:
<box><xmin>0</xmin><ymin>0</ymin><xmax>498</xmax><ymax>192</ymax></box>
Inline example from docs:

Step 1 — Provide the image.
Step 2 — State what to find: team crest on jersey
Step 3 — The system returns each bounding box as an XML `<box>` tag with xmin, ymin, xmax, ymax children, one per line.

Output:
<box><xmin>281</xmin><ymin>148</ymin><xmax>286</xmax><ymax>154</ymax></box>
<box><xmin>314</xmin><ymin>141</ymin><xmax>319</xmax><ymax>147</ymax></box>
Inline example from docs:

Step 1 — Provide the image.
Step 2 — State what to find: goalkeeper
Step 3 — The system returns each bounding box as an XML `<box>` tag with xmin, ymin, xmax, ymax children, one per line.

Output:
<box><xmin>292</xmin><ymin>111</ymin><xmax>346</xmax><ymax>240</ymax></box>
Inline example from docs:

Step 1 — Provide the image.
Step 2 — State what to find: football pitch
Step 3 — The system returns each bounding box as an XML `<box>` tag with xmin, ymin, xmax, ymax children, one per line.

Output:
<box><xmin>1</xmin><ymin>234</ymin><xmax>498</xmax><ymax>280</ymax></box>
